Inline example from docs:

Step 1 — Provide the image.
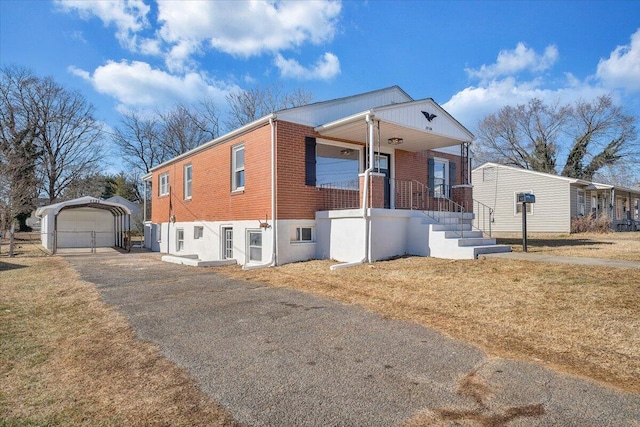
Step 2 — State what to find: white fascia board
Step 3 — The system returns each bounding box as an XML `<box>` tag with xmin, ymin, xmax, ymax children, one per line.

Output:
<box><xmin>150</xmin><ymin>114</ymin><xmax>274</xmax><ymax>172</ymax></box>
<box><xmin>314</xmin><ymin>111</ymin><xmax>372</xmax><ymax>133</ymax></box>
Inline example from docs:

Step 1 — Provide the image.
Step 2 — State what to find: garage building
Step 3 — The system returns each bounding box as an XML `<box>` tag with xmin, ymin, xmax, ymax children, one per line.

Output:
<box><xmin>36</xmin><ymin>196</ymin><xmax>132</xmax><ymax>253</ymax></box>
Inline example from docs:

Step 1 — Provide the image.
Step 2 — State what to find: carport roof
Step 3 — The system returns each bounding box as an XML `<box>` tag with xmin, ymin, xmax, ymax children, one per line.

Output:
<box><xmin>35</xmin><ymin>196</ymin><xmax>133</xmax><ymax>217</ymax></box>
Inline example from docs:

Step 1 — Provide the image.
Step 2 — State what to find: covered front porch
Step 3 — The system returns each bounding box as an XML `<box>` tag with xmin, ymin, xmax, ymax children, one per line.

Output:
<box><xmin>586</xmin><ymin>184</ymin><xmax>640</xmax><ymax>231</ymax></box>
<box><xmin>310</xmin><ymin>98</ymin><xmax>510</xmax><ymax>263</ymax></box>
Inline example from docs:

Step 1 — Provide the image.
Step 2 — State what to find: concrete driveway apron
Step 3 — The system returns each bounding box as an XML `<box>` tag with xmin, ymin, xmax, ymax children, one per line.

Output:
<box><xmin>64</xmin><ymin>251</ymin><xmax>640</xmax><ymax>426</ymax></box>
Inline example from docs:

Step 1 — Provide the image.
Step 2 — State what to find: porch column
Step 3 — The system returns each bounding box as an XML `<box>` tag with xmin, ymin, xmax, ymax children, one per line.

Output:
<box><xmin>359</xmin><ymin>172</ymin><xmax>386</xmax><ymax>208</ymax></box>
<box><xmin>452</xmin><ymin>184</ymin><xmax>473</xmax><ymax>212</ymax></box>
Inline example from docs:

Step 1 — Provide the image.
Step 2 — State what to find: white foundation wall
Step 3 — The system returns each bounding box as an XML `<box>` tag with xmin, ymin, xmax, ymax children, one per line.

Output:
<box><xmin>154</xmin><ymin>220</ymin><xmax>274</xmax><ymax>266</ymax></box>
<box><xmin>316</xmin><ymin>210</ymin><xmax>366</xmax><ymax>263</ymax></box>
<box><xmin>276</xmin><ymin>219</ymin><xmax>318</xmax><ymax>265</ymax></box>
<box><xmin>316</xmin><ymin>209</ymin><xmax>438</xmax><ymax>263</ymax></box>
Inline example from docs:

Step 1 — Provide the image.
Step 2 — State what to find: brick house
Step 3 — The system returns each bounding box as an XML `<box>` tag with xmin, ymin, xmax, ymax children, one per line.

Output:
<box><xmin>143</xmin><ymin>86</ymin><xmax>509</xmax><ymax>267</ymax></box>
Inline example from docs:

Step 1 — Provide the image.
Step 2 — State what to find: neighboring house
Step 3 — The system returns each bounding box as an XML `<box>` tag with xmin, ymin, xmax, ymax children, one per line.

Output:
<box><xmin>36</xmin><ymin>196</ymin><xmax>132</xmax><ymax>253</ymax></box>
<box><xmin>472</xmin><ymin>163</ymin><xmax>640</xmax><ymax>234</ymax></box>
<box><xmin>143</xmin><ymin>86</ymin><xmax>509</xmax><ymax>267</ymax></box>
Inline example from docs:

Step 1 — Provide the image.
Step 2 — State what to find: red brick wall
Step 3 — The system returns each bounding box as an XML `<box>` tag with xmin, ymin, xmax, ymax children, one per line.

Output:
<box><xmin>275</xmin><ymin>121</ymin><xmax>324</xmax><ymax>220</ymax></box>
<box><xmin>151</xmin><ymin>124</ymin><xmax>273</xmax><ymax>223</ymax></box>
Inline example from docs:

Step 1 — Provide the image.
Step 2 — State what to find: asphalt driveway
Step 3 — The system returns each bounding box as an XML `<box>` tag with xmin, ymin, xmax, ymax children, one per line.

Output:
<box><xmin>64</xmin><ymin>250</ymin><xmax>640</xmax><ymax>426</ymax></box>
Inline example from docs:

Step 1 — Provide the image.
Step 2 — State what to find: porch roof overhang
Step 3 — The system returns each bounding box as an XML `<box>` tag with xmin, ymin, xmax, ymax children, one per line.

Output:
<box><xmin>313</xmin><ymin>100</ymin><xmax>474</xmax><ymax>153</ymax></box>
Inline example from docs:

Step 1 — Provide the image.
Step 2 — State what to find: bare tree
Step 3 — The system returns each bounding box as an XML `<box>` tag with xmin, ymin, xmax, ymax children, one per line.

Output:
<box><xmin>114</xmin><ymin>99</ymin><xmax>221</xmax><ymax>175</ymax></box>
<box><xmin>476</xmin><ymin>98</ymin><xmax>570</xmax><ymax>173</ymax></box>
<box><xmin>35</xmin><ymin>77</ymin><xmax>105</xmax><ymax>203</ymax></box>
<box><xmin>113</xmin><ymin>111</ymin><xmax>164</xmax><ymax>175</ymax></box>
<box><xmin>159</xmin><ymin>103</ymin><xmax>219</xmax><ymax>157</ymax></box>
<box><xmin>224</xmin><ymin>83</ymin><xmax>312</xmax><ymax>130</ymax></box>
<box><xmin>561</xmin><ymin>95</ymin><xmax>637</xmax><ymax>180</ymax></box>
<box><xmin>0</xmin><ymin>66</ymin><xmax>41</xmax><ymax>245</ymax></box>
<box><xmin>476</xmin><ymin>96</ymin><xmax>637</xmax><ymax>180</ymax></box>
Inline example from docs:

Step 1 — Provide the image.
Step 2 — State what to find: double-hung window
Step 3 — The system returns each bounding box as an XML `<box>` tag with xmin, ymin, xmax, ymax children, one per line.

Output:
<box><xmin>248</xmin><ymin>230</ymin><xmax>262</xmax><ymax>262</ymax></box>
<box><xmin>176</xmin><ymin>228</ymin><xmax>184</xmax><ymax>252</ymax></box>
<box><xmin>232</xmin><ymin>144</ymin><xmax>245</xmax><ymax>191</ymax></box>
<box><xmin>184</xmin><ymin>164</ymin><xmax>192</xmax><ymax>200</ymax></box>
<box><xmin>577</xmin><ymin>189</ymin><xmax>585</xmax><ymax>216</ymax></box>
<box><xmin>159</xmin><ymin>172</ymin><xmax>169</xmax><ymax>197</ymax></box>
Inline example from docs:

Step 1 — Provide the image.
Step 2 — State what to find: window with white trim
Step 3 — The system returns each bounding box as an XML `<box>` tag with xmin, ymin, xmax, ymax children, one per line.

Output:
<box><xmin>176</xmin><ymin>228</ymin><xmax>184</xmax><ymax>252</ymax></box>
<box><xmin>194</xmin><ymin>226</ymin><xmax>203</xmax><ymax>239</ymax></box>
<box><xmin>159</xmin><ymin>172</ymin><xmax>169</xmax><ymax>197</ymax></box>
<box><xmin>184</xmin><ymin>164</ymin><xmax>192</xmax><ymax>200</ymax></box>
<box><xmin>247</xmin><ymin>230</ymin><xmax>262</xmax><ymax>262</ymax></box>
<box><xmin>232</xmin><ymin>144</ymin><xmax>245</xmax><ymax>191</ymax></box>
<box><xmin>291</xmin><ymin>226</ymin><xmax>314</xmax><ymax>243</ymax></box>
<box><xmin>514</xmin><ymin>191</ymin><xmax>534</xmax><ymax>215</ymax></box>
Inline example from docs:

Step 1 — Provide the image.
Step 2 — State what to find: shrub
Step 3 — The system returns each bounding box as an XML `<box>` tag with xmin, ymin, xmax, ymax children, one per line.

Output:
<box><xmin>571</xmin><ymin>214</ymin><xmax>611</xmax><ymax>234</ymax></box>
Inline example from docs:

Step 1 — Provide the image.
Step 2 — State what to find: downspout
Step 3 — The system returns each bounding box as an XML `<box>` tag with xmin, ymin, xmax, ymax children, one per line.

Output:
<box><xmin>330</xmin><ymin>113</ymin><xmax>374</xmax><ymax>271</ymax></box>
<box><xmin>243</xmin><ymin>116</ymin><xmax>277</xmax><ymax>270</ymax></box>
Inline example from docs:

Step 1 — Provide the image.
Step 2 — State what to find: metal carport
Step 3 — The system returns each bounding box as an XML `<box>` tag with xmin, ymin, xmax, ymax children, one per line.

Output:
<box><xmin>36</xmin><ymin>196</ymin><xmax>132</xmax><ymax>254</ymax></box>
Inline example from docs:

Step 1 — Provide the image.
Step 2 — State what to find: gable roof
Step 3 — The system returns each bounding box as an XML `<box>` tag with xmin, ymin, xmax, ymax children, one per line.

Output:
<box><xmin>277</xmin><ymin>85</ymin><xmax>413</xmax><ymax>127</ymax></box>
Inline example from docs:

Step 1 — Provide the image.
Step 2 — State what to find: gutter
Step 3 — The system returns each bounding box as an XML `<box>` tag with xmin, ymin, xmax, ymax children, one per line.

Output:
<box><xmin>330</xmin><ymin>113</ymin><xmax>375</xmax><ymax>271</ymax></box>
<box><xmin>243</xmin><ymin>117</ymin><xmax>278</xmax><ymax>270</ymax></box>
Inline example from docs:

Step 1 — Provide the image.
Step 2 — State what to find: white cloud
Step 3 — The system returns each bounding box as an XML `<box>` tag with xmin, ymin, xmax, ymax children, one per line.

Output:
<box><xmin>156</xmin><ymin>1</ymin><xmax>341</xmax><ymax>58</ymax></box>
<box><xmin>466</xmin><ymin>43</ymin><xmax>558</xmax><ymax>81</ymax></box>
<box><xmin>69</xmin><ymin>60</ymin><xmax>238</xmax><ymax>109</ymax></box>
<box><xmin>444</xmin><ymin>76</ymin><xmax>608</xmax><ymax>130</ymax></box>
<box><xmin>55</xmin><ymin>0</ymin><xmax>150</xmax><ymax>51</ymax></box>
<box><xmin>597</xmin><ymin>28</ymin><xmax>640</xmax><ymax>92</ymax></box>
<box><xmin>274</xmin><ymin>52</ymin><xmax>340</xmax><ymax>80</ymax></box>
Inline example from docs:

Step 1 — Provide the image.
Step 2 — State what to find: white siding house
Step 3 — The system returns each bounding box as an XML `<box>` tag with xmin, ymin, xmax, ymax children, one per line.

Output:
<box><xmin>472</xmin><ymin>163</ymin><xmax>640</xmax><ymax>233</ymax></box>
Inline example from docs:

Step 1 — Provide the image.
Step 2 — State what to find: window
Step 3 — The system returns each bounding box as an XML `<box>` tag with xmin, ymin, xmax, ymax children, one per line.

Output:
<box><xmin>176</xmin><ymin>228</ymin><xmax>184</xmax><ymax>252</ymax></box>
<box><xmin>315</xmin><ymin>143</ymin><xmax>360</xmax><ymax>187</ymax></box>
<box><xmin>433</xmin><ymin>159</ymin><xmax>449</xmax><ymax>198</ymax></box>
<box><xmin>577</xmin><ymin>189</ymin><xmax>585</xmax><ymax>216</ymax></box>
<box><xmin>159</xmin><ymin>172</ymin><xmax>169</xmax><ymax>196</ymax></box>
<box><xmin>291</xmin><ymin>226</ymin><xmax>314</xmax><ymax>243</ymax></box>
<box><xmin>194</xmin><ymin>226</ymin><xmax>203</xmax><ymax>239</ymax></box>
<box><xmin>514</xmin><ymin>192</ymin><xmax>534</xmax><ymax>215</ymax></box>
<box><xmin>248</xmin><ymin>230</ymin><xmax>262</xmax><ymax>262</ymax></box>
<box><xmin>232</xmin><ymin>144</ymin><xmax>245</xmax><ymax>191</ymax></box>
<box><xmin>184</xmin><ymin>164</ymin><xmax>192</xmax><ymax>200</ymax></box>
<box><xmin>157</xmin><ymin>224</ymin><xmax>162</xmax><ymax>242</ymax></box>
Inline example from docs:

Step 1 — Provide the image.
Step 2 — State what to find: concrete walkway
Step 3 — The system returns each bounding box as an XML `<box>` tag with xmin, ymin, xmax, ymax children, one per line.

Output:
<box><xmin>482</xmin><ymin>251</ymin><xmax>640</xmax><ymax>269</ymax></box>
<box><xmin>64</xmin><ymin>251</ymin><xmax>640</xmax><ymax>426</ymax></box>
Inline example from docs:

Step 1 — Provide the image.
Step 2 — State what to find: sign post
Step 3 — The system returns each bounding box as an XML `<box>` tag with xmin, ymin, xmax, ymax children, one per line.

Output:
<box><xmin>517</xmin><ymin>193</ymin><xmax>536</xmax><ymax>252</ymax></box>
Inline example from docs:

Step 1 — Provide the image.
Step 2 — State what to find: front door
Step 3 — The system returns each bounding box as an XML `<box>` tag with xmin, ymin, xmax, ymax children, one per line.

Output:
<box><xmin>374</xmin><ymin>153</ymin><xmax>391</xmax><ymax>208</ymax></box>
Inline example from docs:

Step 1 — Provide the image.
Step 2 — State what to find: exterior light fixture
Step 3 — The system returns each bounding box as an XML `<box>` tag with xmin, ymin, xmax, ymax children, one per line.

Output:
<box><xmin>387</xmin><ymin>137</ymin><xmax>403</xmax><ymax>145</ymax></box>
<box><xmin>340</xmin><ymin>148</ymin><xmax>353</xmax><ymax>156</ymax></box>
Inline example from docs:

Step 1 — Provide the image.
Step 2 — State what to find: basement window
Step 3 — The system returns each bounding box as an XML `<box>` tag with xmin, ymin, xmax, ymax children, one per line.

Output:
<box><xmin>291</xmin><ymin>226</ymin><xmax>314</xmax><ymax>243</ymax></box>
<box><xmin>194</xmin><ymin>226</ymin><xmax>203</xmax><ymax>239</ymax></box>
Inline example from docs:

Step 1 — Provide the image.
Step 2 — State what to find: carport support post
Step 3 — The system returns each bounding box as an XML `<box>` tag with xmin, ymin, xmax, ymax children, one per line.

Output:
<box><xmin>522</xmin><ymin>202</ymin><xmax>528</xmax><ymax>252</ymax></box>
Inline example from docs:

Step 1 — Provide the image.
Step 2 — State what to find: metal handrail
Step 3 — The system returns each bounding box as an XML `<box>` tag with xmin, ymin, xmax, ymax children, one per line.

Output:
<box><xmin>472</xmin><ymin>199</ymin><xmax>494</xmax><ymax>237</ymax></box>
<box><xmin>316</xmin><ymin>178</ymin><xmax>360</xmax><ymax>210</ymax></box>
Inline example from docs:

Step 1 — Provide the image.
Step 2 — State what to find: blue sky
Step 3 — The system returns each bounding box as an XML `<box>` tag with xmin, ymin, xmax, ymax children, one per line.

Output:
<box><xmin>1</xmin><ymin>0</ymin><xmax>639</xmax><ymax>171</ymax></box>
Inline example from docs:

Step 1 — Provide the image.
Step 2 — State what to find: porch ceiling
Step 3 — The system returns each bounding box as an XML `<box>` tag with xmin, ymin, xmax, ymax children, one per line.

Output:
<box><xmin>315</xmin><ymin>115</ymin><xmax>464</xmax><ymax>152</ymax></box>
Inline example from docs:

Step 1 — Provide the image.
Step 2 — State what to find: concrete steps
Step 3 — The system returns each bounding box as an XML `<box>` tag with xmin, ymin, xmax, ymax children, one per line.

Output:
<box><xmin>428</xmin><ymin>220</ymin><xmax>511</xmax><ymax>260</ymax></box>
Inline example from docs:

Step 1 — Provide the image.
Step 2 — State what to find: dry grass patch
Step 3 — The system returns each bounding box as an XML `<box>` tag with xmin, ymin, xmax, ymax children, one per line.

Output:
<box><xmin>219</xmin><ymin>257</ymin><xmax>640</xmax><ymax>393</ymax></box>
<box><xmin>1</xmin><ymin>244</ymin><xmax>237</xmax><ymax>426</ymax></box>
<box><xmin>496</xmin><ymin>232</ymin><xmax>640</xmax><ymax>261</ymax></box>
